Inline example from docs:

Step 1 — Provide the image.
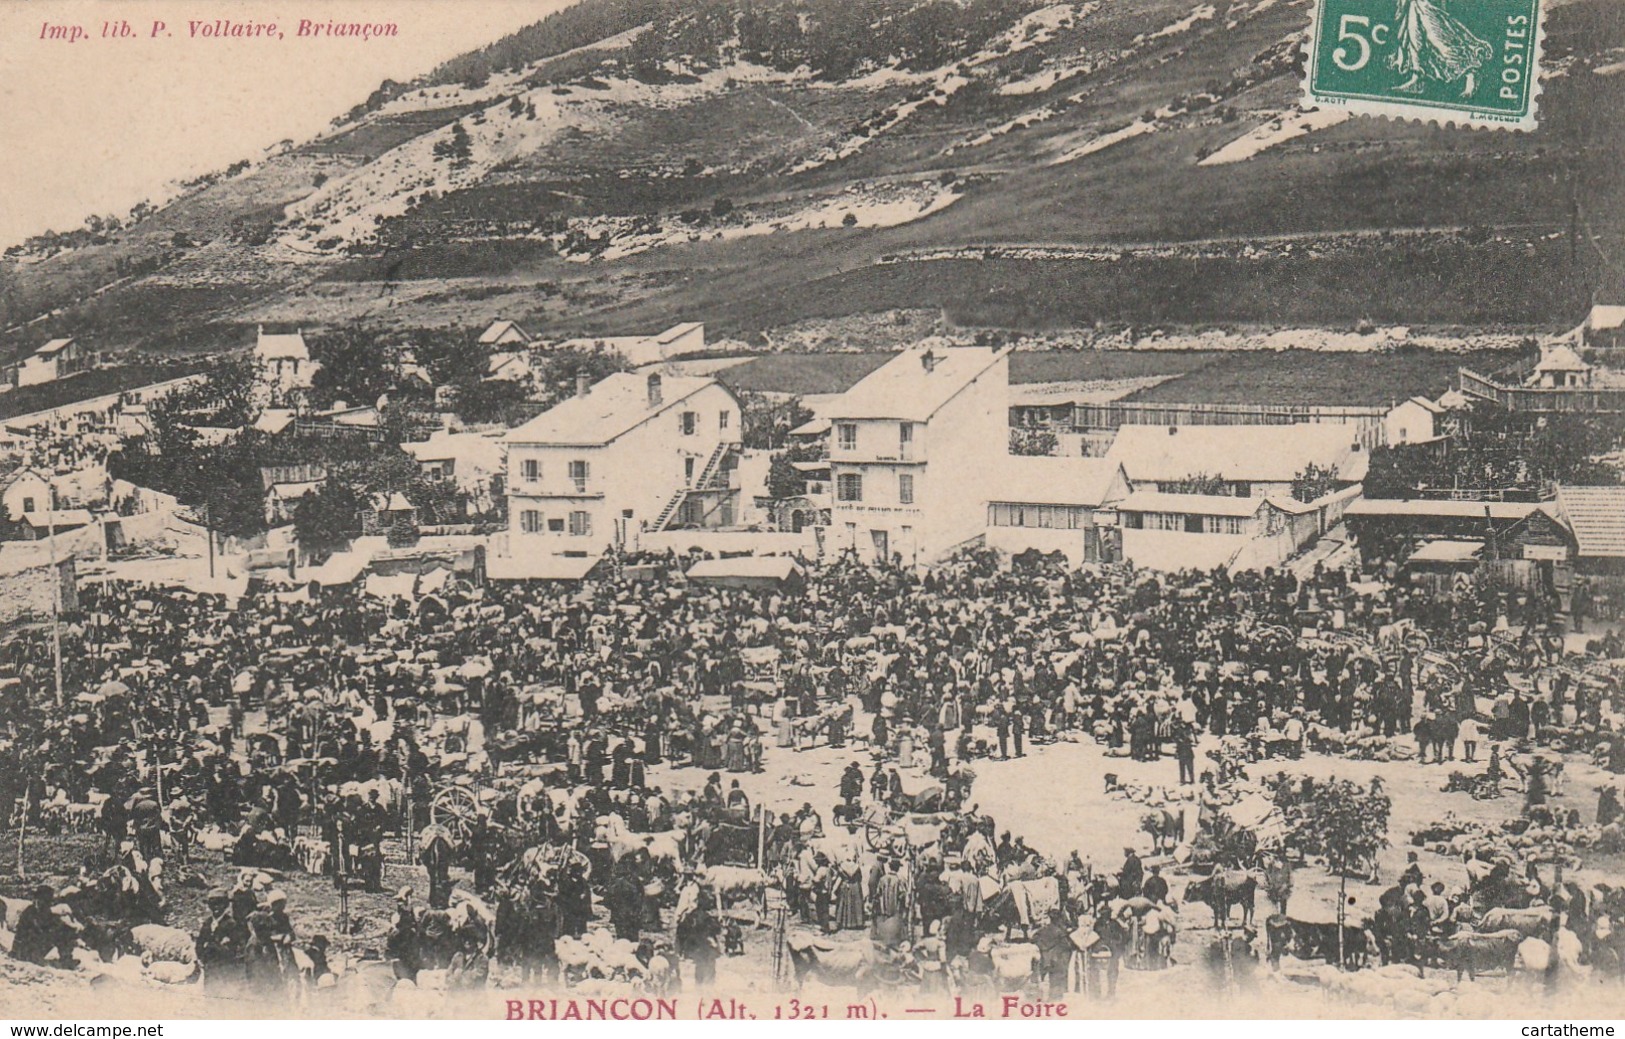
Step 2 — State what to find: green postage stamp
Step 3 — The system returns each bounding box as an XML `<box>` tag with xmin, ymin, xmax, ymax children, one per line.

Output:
<box><xmin>1303</xmin><ymin>0</ymin><xmax>1543</xmax><ymax>130</ymax></box>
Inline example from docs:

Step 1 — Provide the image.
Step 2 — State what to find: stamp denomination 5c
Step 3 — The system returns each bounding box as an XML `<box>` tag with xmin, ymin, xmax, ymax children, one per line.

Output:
<box><xmin>1303</xmin><ymin>0</ymin><xmax>1542</xmax><ymax>130</ymax></box>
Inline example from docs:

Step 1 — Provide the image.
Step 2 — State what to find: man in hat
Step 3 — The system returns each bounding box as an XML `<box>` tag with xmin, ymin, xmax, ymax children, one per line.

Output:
<box><xmin>10</xmin><ymin>884</ymin><xmax>75</xmax><ymax>968</ymax></box>
<box><xmin>387</xmin><ymin>887</ymin><xmax>421</xmax><ymax>981</ymax></box>
<box><xmin>1118</xmin><ymin>847</ymin><xmax>1143</xmax><ymax>900</ymax></box>
<box><xmin>1143</xmin><ymin>864</ymin><xmax>1170</xmax><ymax>906</ymax></box>
<box><xmin>196</xmin><ymin>887</ymin><xmax>247</xmax><ymax>993</ymax></box>
<box><xmin>245</xmin><ymin>890</ymin><xmax>295</xmax><ymax>994</ymax></box>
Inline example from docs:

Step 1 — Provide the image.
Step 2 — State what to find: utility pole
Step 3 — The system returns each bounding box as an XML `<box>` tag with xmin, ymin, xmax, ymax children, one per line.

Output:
<box><xmin>45</xmin><ymin>478</ymin><xmax>64</xmax><ymax>708</ymax></box>
<box><xmin>205</xmin><ymin>500</ymin><xmax>216</xmax><ymax>579</ymax></box>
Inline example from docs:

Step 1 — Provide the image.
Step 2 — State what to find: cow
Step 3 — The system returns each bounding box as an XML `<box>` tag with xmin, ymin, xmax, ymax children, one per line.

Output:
<box><xmin>1481</xmin><ymin>906</ymin><xmax>1556</xmax><ymax>939</ymax></box>
<box><xmin>784</xmin><ymin>933</ymin><xmax>879</xmax><ymax>989</ymax></box>
<box><xmin>1435</xmin><ymin>928</ymin><xmax>1523</xmax><ymax>981</ymax></box>
<box><xmin>1184</xmin><ymin>871</ymin><xmax>1257</xmax><ymax>929</ymax></box>
<box><xmin>1140</xmin><ymin>810</ymin><xmax>1181</xmax><ymax>853</ymax></box>
<box><xmin>1264</xmin><ymin>914</ymin><xmax>1376</xmax><ymax>969</ymax></box>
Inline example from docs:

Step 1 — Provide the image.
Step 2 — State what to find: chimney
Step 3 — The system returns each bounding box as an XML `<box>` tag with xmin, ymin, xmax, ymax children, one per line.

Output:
<box><xmin>647</xmin><ymin>373</ymin><xmax>663</xmax><ymax>408</ymax></box>
<box><xmin>921</xmin><ymin>349</ymin><xmax>937</xmax><ymax>374</ymax></box>
<box><xmin>576</xmin><ymin>372</ymin><xmax>591</xmax><ymax>398</ymax></box>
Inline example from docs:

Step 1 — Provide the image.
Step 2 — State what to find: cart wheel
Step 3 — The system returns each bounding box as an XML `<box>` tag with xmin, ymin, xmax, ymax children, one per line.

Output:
<box><xmin>431</xmin><ymin>785</ymin><xmax>481</xmax><ymax>844</ymax></box>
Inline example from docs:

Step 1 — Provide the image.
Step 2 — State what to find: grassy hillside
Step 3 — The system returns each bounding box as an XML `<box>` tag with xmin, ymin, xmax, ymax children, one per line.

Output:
<box><xmin>4</xmin><ymin>0</ymin><xmax>1621</xmax><ymax>360</ymax></box>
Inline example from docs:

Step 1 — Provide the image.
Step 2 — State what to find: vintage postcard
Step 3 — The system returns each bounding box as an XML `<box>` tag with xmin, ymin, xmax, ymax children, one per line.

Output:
<box><xmin>1</xmin><ymin>0</ymin><xmax>1623</xmax><ymax>1025</ymax></box>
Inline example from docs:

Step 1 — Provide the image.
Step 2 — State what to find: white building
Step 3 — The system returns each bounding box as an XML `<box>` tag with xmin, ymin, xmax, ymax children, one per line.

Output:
<box><xmin>1115</xmin><ymin>490</ymin><xmax>1327</xmax><ymax>573</ymax></box>
<box><xmin>254</xmin><ymin>327</ymin><xmax>317</xmax><ymax>392</ymax></box>
<box><xmin>504</xmin><ymin>371</ymin><xmax>741</xmax><ymax>554</ymax></box>
<box><xmin>1383</xmin><ymin>396</ymin><xmax>1444</xmax><ymax>446</ymax></box>
<box><xmin>826</xmin><ymin>344</ymin><xmax>1011</xmax><ymax>565</ymax></box>
<box><xmin>478</xmin><ymin>320</ymin><xmax>533</xmax><ymax>347</ymax></box>
<box><xmin>983</xmin><ymin>456</ymin><xmax>1131</xmax><ymax>565</ymax></box>
<box><xmin>1104</xmin><ymin>423</ymin><xmax>1368</xmax><ymax>499</ymax></box>
<box><xmin>17</xmin><ymin>339</ymin><xmax>86</xmax><ymax>388</ymax></box>
<box><xmin>558</xmin><ymin>322</ymin><xmax>706</xmax><ymax>368</ymax></box>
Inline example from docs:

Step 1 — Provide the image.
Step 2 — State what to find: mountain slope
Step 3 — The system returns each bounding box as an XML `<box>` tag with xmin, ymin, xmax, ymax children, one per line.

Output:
<box><xmin>4</xmin><ymin>0</ymin><xmax>1622</xmax><ymax>361</ymax></box>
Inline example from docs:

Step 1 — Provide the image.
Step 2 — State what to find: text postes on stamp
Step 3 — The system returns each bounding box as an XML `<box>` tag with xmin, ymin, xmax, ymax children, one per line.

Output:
<box><xmin>1303</xmin><ymin>0</ymin><xmax>1542</xmax><ymax>130</ymax></box>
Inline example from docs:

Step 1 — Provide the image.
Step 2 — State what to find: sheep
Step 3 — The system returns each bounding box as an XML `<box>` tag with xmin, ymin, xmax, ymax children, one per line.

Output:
<box><xmin>990</xmin><ymin>943</ymin><xmax>1041</xmax><ymax>988</ymax></box>
<box><xmin>144</xmin><ymin>959</ymin><xmax>199</xmax><ymax>984</ymax></box>
<box><xmin>130</xmin><ymin>923</ymin><xmax>197</xmax><ymax>965</ymax></box>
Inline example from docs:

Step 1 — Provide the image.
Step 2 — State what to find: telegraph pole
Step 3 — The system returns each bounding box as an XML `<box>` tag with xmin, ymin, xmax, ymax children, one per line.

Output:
<box><xmin>45</xmin><ymin>478</ymin><xmax>64</xmax><ymax>707</ymax></box>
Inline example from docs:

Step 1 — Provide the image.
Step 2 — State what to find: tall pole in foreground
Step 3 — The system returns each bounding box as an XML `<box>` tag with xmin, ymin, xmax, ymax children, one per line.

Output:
<box><xmin>45</xmin><ymin>479</ymin><xmax>64</xmax><ymax>707</ymax></box>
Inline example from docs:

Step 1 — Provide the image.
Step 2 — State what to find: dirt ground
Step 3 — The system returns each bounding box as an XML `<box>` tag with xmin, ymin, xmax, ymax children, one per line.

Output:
<box><xmin>6</xmin><ymin>700</ymin><xmax>1625</xmax><ymax>1019</ymax></box>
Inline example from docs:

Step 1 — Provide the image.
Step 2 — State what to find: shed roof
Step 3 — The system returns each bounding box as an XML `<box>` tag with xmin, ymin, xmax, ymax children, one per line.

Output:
<box><xmin>486</xmin><ymin>552</ymin><xmax>602</xmax><ymax>581</ymax></box>
<box><xmin>986</xmin><ymin>456</ymin><xmax>1128</xmax><ymax>508</ymax></box>
<box><xmin>1105</xmin><ymin>423</ymin><xmax>1368</xmax><ymax>485</ymax></box>
<box><xmin>1406</xmin><ymin>540</ymin><xmax>1484</xmax><ymax>565</ymax></box>
<box><xmin>1555</xmin><ymin>485</ymin><xmax>1625</xmax><ymax>558</ymax></box>
<box><xmin>35</xmin><ymin>338</ymin><xmax>74</xmax><ymax>356</ymax></box>
<box><xmin>686</xmin><ymin>556</ymin><xmax>802</xmax><ymax>581</ymax></box>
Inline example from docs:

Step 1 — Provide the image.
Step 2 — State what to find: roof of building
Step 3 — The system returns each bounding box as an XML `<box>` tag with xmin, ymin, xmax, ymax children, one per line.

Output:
<box><xmin>1589</xmin><ymin>304</ymin><xmax>1625</xmax><ymax>331</ymax></box>
<box><xmin>653</xmin><ymin>322</ymin><xmax>703</xmax><ymax>345</ymax></box>
<box><xmin>1533</xmin><ymin>344</ymin><xmax>1592</xmax><ymax>373</ymax></box>
<box><xmin>986</xmin><ymin>456</ymin><xmax>1128</xmax><ymax>508</ymax></box>
<box><xmin>253</xmin><ymin>410</ymin><xmax>296</xmax><ymax>435</ymax></box>
<box><xmin>1395</xmin><ymin>395</ymin><xmax>1443</xmax><ymax>414</ymax></box>
<box><xmin>478</xmin><ymin>320</ymin><xmax>532</xmax><ymax>344</ymax></box>
<box><xmin>1406</xmin><ymin>539</ymin><xmax>1485</xmax><ymax>565</ymax></box>
<box><xmin>1436</xmin><ymin>389</ymin><xmax>1473</xmax><ymax>410</ymax></box>
<box><xmin>379</xmin><ymin>492</ymin><xmax>415</xmax><ymax>513</ymax></box>
<box><xmin>503</xmin><ymin>372</ymin><xmax>725</xmax><ymax>446</ymax></box>
<box><xmin>1344</xmin><ymin>498</ymin><xmax>1545</xmax><ymax>521</ymax></box>
<box><xmin>35</xmin><ymin>339</ymin><xmax>74</xmax><ymax>357</ymax></box>
<box><xmin>402</xmin><ymin>430</ymin><xmax>504</xmax><ymax>471</ymax></box>
<box><xmin>824</xmin><ymin>346</ymin><xmax>1010</xmax><ymax>422</ymax></box>
<box><xmin>255</xmin><ymin>328</ymin><xmax>309</xmax><ymax>361</ymax></box>
<box><xmin>486</xmin><ymin>351</ymin><xmax>530</xmax><ymax>375</ymax></box>
<box><xmin>1555</xmin><ymin>485</ymin><xmax>1625</xmax><ymax>558</ymax></box>
<box><xmin>686</xmin><ymin>556</ymin><xmax>802</xmax><ymax>582</ymax></box>
<box><xmin>486</xmin><ymin>552</ymin><xmax>603</xmax><ymax>581</ymax></box>
<box><xmin>789</xmin><ymin>417</ymin><xmax>831</xmax><ymax>438</ymax></box>
<box><xmin>22</xmin><ymin>509</ymin><xmax>93</xmax><ymax>528</ymax></box>
<box><xmin>1104</xmin><ymin>423</ymin><xmax>1369</xmax><ymax>485</ymax></box>
<box><xmin>1114</xmin><ymin>490</ymin><xmax>1270</xmax><ymax>518</ymax></box>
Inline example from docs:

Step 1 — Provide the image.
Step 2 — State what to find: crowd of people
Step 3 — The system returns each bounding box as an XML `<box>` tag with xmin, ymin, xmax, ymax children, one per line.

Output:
<box><xmin>0</xmin><ymin>545</ymin><xmax>1620</xmax><ymax>1001</ymax></box>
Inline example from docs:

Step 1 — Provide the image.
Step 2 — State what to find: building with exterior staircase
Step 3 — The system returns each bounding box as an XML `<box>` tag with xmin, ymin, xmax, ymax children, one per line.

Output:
<box><xmin>503</xmin><ymin>370</ymin><xmax>741</xmax><ymax>554</ymax></box>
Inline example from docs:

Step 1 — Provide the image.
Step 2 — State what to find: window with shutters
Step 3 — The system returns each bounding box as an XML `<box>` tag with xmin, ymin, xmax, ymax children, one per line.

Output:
<box><xmin>837</xmin><ymin>473</ymin><xmax>863</xmax><ymax>502</ymax></box>
<box><xmin>569</xmin><ymin>460</ymin><xmax>589</xmax><ymax>493</ymax></box>
<box><xmin>569</xmin><ymin>511</ymin><xmax>591</xmax><ymax>536</ymax></box>
<box><xmin>836</xmin><ymin>423</ymin><xmax>857</xmax><ymax>451</ymax></box>
<box><xmin>719</xmin><ymin>410</ymin><xmax>730</xmax><ymax>430</ymax></box>
<box><xmin>898</xmin><ymin>473</ymin><xmax>914</xmax><ymax>505</ymax></box>
<box><xmin>521</xmin><ymin>458</ymin><xmax>540</xmax><ymax>483</ymax></box>
<box><xmin>521</xmin><ymin>510</ymin><xmax>543</xmax><ymax>533</ymax></box>
<box><xmin>681</xmin><ymin>411</ymin><xmax>698</xmax><ymax>436</ymax></box>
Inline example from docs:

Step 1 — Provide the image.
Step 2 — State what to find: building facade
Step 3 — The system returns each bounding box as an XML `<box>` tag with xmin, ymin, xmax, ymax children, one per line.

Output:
<box><xmin>505</xmin><ymin>372</ymin><xmax>741</xmax><ymax>554</ymax></box>
<box><xmin>826</xmin><ymin>345</ymin><xmax>1011</xmax><ymax>565</ymax></box>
